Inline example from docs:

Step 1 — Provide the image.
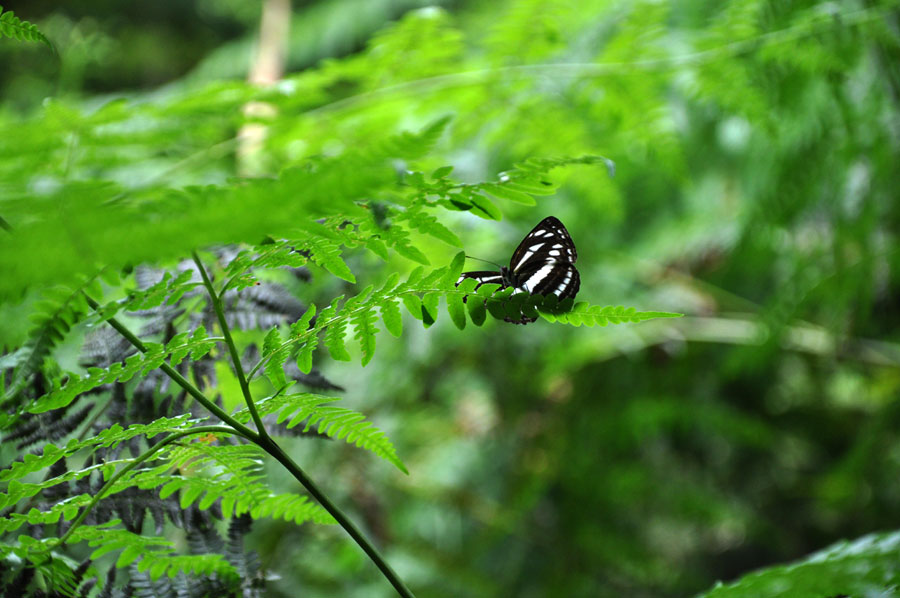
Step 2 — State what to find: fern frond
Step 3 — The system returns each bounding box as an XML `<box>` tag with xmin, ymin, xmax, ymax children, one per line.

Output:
<box><xmin>137</xmin><ymin>553</ymin><xmax>238</xmax><ymax>583</ymax></box>
<box><xmin>372</xmin><ymin>115</ymin><xmax>451</xmax><ymax>161</ymax></box>
<box><xmin>0</xmin><ymin>493</ymin><xmax>93</xmax><ymax>534</ymax></box>
<box><xmin>160</xmin><ymin>443</ymin><xmax>267</xmax><ymax>512</ymax></box>
<box><xmin>305</xmin><ymin>231</ymin><xmax>357</xmax><ymax>283</ymax></box>
<box><xmin>0</xmin><ymin>415</ymin><xmax>195</xmax><ymax>485</ymax></box>
<box><xmin>392</xmin><ymin>203</ymin><xmax>462</xmax><ymax>247</ymax></box>
<box><xmin>249</xmin><ymin>492</ymin><xmax>335</xmax><ymax>525</ymax></box>
<box><xmin>63</xmin><ymin>522</ymin><xmax>238</xmax><ymax>581</ymax></box>
<box><xmin>234</xmin><ymin>393</ymin><xmax>406</xmax><ymax>473</ymax></box>
<box><xmin>117</xmin><ymin>269</ymin><xmax>198</xmax><ymax>314</ymax></box>
<box><xmin>26</xmin><ymin>328</ymin><xmax>215</xmax><ymax>414</ymax></box>
<box><xmin>322</xmin><ymin>297</ymin><xmax>352</xmax><ymax>362</ymax></box>
<box><xmin>405</xmin><ymin>154</ymin><xmax>614</xmax><ymax>219</ymax></box>
<box><xmin>261</xmin><ymin>327</ymin><xmax>289</xmax><ymax>388</ymax></box>
<box><xmin>291</xmin><ymin>304</ymin><xmax>317</xmax><ymax>374</ymax></box>
<box><xmin>533</xmin><ymin>300</ymin><xmax>683</xmax><ymax>327</ymax></box>
<box><xmin>222</xmin><ymin>241</ymin><xmax>309</xmax><ymax>292</ymax></box>
<box><xmin>0</xmin><ymin>6</ymin><xmax>53</xmax><ymax>50</ymax></box>
<box><xmin>351</xmin><ymin>307</ymin><xmax>379</xmax><ymax>366</ymax></box>
<box><xmin>0</xmin><ymin>539</ymin><xmax>82</xmax><ymax>596</ymax></box>
<box><xmin>467</xmin><ymin>290</ymin><xmax>684</xmax><ymax>328</ymax></box>
<box><xmin>153</xmin><ymin>442</ymin><xmax>334</xmax><ymax>526</ymax></box>
<box><xmin>1</xmin><ymin>283</ymin><xmax>93</xmax><ymax>412</ymax></box>
<box><xmin>380</xmin><ymin>297</ymin><xmax>403</xmax><ymax>337</ymax></box>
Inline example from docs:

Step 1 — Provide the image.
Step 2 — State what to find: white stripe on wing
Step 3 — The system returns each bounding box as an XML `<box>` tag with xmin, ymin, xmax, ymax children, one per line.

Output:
<box><xmin>520</xmin><ymin>264</ymin><xmax>556</xmax><ymax>292</ymax></box>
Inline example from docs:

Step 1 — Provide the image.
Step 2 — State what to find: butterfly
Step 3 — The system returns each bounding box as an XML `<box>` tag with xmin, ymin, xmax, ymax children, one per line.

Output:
<box><xmin>457</xmin><ymin>216</ymin><xmax>580</xmax><ymax>324</ymax></box>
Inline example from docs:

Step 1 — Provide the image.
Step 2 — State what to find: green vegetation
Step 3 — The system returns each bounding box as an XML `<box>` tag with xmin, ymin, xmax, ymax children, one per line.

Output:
<box><xmin>1</xmin><ymin>1</ymin><xmax>899</xmax><ymax>597</ymax></box>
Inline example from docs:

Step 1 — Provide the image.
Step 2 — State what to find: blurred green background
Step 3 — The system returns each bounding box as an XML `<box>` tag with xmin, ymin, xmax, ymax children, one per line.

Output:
<box><xmin>2</xmin><ymin>0</ymin><xmax>900</xmax><ymax>596</ymax></box>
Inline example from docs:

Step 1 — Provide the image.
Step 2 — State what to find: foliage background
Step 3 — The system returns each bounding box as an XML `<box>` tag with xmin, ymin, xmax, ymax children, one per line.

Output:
<box><xmin>1</xmin><ymin>0</ymin><xmax>900</xmax><ymax>597</ymax></box>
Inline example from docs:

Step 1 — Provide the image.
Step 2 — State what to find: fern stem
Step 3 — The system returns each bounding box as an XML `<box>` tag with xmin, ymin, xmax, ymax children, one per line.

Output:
<box><xmin>82</xmin><ymin>294</ymin><xmax>260</xmax><ymax>441</ymax></box>
<box><xmin>191</xmin><ymin>251</ymin><xmax>269</xmax><ymax>438</ymax></box>
<box><xmin>259</xmin><ymin>437</ymin><xmax>416</xmax><ymax>598</ymax></box>
<box><xmin>54</xmin><ymin>425</ymin><xmax>247</xmax><ymax>548</ymax></box>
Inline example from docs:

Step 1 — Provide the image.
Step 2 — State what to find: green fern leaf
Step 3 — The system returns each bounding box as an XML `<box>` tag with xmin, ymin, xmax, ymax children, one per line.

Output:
<box><xmin>300</xmin><ymin>406</ymin><xmax>406</xmax><ymax>473</ymax></box>
<box><xmin>431</xmin><ymin>165</ymin><xmax>454</xmax><ymax>179</ymax></box>
<box><xmin>466</xmin><ymin>295</ymin><xmax>487</xmax><ymax>326</ymax></box>
<box><xmin>291</xmin><ymin>303</ymin><xmax>317</xmax><ymax>335</ymax></box>
<box><xmin>467</xmin><ymin>193</ymin><xmax>502</xmax><ymax>220</ymax></box>
<box><xmin>0</xmin><ymin>415</ymin><xmax>195</xmax><ymax>491</ymax></box>
<box><xmin>351</xmin><ymin>308</ymin><xmax>378</xmax><ymax>366</ymax></box>
<box><xmin>383</xmin><ymin>223</ymin><xmax>431</xmax><ymax>264</ymax></box>
<box><xmin>446</xmin><ymin>293</ymin><xmax>467</xmax><ymax>330</ymax></box>
<box><xmin>376</xmin><ymin>115</ymin><xmax>451</xmax><ymax>160</ymax></box>
<box><xmin>0</xmin><ymin>6</ymin><xmax>53</xmax><ymax>50</ymax></box>
<box><xmin>421</xmin><ymin>292</ymin><xmax>440</xmax><ymax>327</ymax></box>
<box><xmin>66</xmin><ymin>522</ymin><xmax>239</xmax><ymax>580</ymax></box>
<box><xmin>251</xmin><ymin>492</ymin><xmax>335</xmax><ymax>525</ymax></box>
<box><xmin>0</xmin><ymin>493</ymin><xmax>92</xmax><ymax>534</ymax></box>
<box><xmin>291</xmin><ymin>304</ymin><xmax>318</xmax><ymax>374</ymax></box>
<box><xmin>380</xmin><ymin>298</ymin><xmax>403</xmax><ymax>337</ymax></box>
<box><xmin>400</xmin><ymin>294</ymin><xmax>424</xmax><ymax>321</ymax></box>
<box><xmin>397</xmin><ymin>205</ymin><xmax>463</xmax><ymax>246</ymax></box>
<box><xmin>138</xmin><ymin>553</ymin><xmax>238</xmax><ymax>581</ymax></box>
<box><xmin>120</xmin><ymin>269</ymin><xmax>196</xmax><ymax>313</ymax></box>
<box><xmin>443</xmin><ymin>251</ymin><xmax>466</xmax><ymax>288</ymax></box>
<box><xmin>306</xmin><ymin>234</ymin><xmax>356</xmax><ymax>283</ymax></box>
<box><xmin>480</xmin><ymin>182</ymin><xmax>537</xmax><ymax>206</ymax></box>
<box><xmin>245</xmin><ymin>393</ymin><xmax>407</xmax><ymax>473</ymax></box>
<box><xmin>324</xmin><ymin>317</ymin><xmax>352</xmax><ymax>361</ymax></box>
<box><xmin>262</xmin><ymin>327</ymin><xmax>288</xmax><ymax>388</ymax></box>
<box><xmin>295</xmin><ymin>335</ymin><xmax>317</xmax><ymax>374</ymax></box>
<box><xmin>538</xmin><ymin>302</ymin><xmax>683</xmax><ymax>326</ymax></box>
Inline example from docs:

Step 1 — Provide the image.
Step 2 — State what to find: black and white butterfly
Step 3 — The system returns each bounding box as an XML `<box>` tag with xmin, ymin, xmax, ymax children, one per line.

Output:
<box><xmin>457</xmin><ymin>216</ymin><xmax>580</xmax><ymax>323</ymax></box>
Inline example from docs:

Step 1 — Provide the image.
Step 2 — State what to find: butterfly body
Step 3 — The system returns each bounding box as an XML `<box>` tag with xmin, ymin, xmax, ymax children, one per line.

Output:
<box><xmin>458</xmin><ymin>216</ymin><xmax>580</xmax><ymax>323</ymax></box>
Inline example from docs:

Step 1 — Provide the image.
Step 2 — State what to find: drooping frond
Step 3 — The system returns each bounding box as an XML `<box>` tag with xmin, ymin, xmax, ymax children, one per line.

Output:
<box><xmin>0</xmin><ymin>6</ymin><xmax>53</xmax><ymax>50</ymax></box>
<box><xmin>155</xmin><ymin>441</ymin><xmax>333</xmax><ymax>525</ymax></box>
<box><xmin>233</xmin><ymin>393</ymin><xmax>406</xmax><ymax>474</ymax></box>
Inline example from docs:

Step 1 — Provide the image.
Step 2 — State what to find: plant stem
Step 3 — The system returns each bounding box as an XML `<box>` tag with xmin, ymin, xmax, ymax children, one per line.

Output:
<box><xmin>259</xmin><ymin>436</ymin><xmax>415</xmax><ymax>598</ymax></box>
<box><xmin>56</xmin><ymin>425</ymin><xmax>244</xmax><ymax>548</ymax></box>
<box><xmin>191</xmin><ymin>251</ymin><xmax>268</xmax><ymax>438</ymax></box>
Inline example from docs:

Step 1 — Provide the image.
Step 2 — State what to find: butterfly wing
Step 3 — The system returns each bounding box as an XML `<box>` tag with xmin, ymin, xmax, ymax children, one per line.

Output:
<box><xmin>456</xmin><ymin>270</ymin><xmax>506</xmax><ymax>290</ymax></box>
<box><xmin>520</xmin><ymin>262</ymin><xmax>580</xmax><ymax>299</ymax></box>
<box><xmin>508</xmin><ymin>216</ymin><xmax>580</xmax><ymax>300</ymax></box>
<box><xmin>509</xmin><ymin>216</ymin><xmax>577</xmax><ymax>272</ymax></box>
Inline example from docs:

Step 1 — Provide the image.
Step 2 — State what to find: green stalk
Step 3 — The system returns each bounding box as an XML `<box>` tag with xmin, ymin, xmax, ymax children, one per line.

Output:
<box><xmin>191</xmin><ymin>251</ymin><xmax>268</xmax><ymax>438</ymax></box>
<box><xmin>259</xmin><ymin>436</ymin><xmax>415</xmax><ymax>598</ymax></box>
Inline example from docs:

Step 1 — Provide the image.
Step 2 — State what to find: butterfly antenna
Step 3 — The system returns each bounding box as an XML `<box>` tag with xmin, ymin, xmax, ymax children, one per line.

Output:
<box><xmin>465</xmin><ymin>255</ymin><xmax>504</xmax><ymax>269</ymax></box>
